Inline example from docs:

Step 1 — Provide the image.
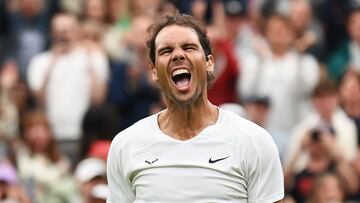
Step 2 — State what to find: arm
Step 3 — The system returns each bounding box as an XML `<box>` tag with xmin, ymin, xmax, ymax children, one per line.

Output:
<box><xmin>335</xmin><ymin>156</ymin><xmax>359</xmax><ymax>195</ymax></box>
<box><xmin>246</xmin><ymin>128</ymin><xmax>284</xmax><ymax>203</ymax></box>
<box><xmin>28</xmin><ymin>44</ymin><xmax>66</xmax><ymax>108</ymax></box>
<box><xmin>107</xmin><ymin>136</ymin><xmax>135</xmax><ymax>203</ymax></box>
<box><xmin>86</xmin><ymin>49</ymin><xmax>109</xmax><ymax>105</ymax></box>
<box><xmin>322</xmin><ymin>133</ymin><xmax>359</xmax><ymax>194</ymax></box>
<box><xmin>283</xmin><ymin>131</ymin><xmax>311</xmax><ymax>190</ymax></box>
<box><xmin>34</xmin><ymin>55</ymin><xmax>57</xmax><ymax>108</ymax></box>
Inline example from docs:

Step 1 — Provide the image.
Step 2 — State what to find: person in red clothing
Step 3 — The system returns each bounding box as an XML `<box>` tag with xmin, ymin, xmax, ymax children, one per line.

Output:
<box><xmin>207</xmin><ymin>39</ymin><xmax>239</xmax><ymax>106</ymax></box>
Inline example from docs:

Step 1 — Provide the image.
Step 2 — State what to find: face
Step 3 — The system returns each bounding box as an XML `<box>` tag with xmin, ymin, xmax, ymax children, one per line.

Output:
<box><xmin>348</xmin><ymin>11</ymin><xmax>360</xmax><ymax>43</ymax></box>
<box><xmin>20</xmin><ymin>0</ymin><xmax>43</xmax><ymax>18</ymax></box>
<box><xmin>85</xmin><ymin>0</ymin><xmax>106</xmax><ymax>22</ymax></box>
<box><xmin>265</xmin><ymin>17</ymin><xmax>294</xmax><ymax>50</ymax></box>
<box><xmin>315</xmin><ymin>175</ymin><xmax>344</xmax><ymax>203</ymax></box>
<box><xmin>51</xmin><ymin>15</ymin><xmax>79</xmax><ymax>47</ymax></box>
<box><xmin>340</xmin><ymin>72</ymin><xmax>360</xmax><ymax>104</ymax></box>
<box><xmin>25</xmin><ymin>123</ymin><xmax>52</xmax><ymax>153</ymax></box>
<box><xmin>312</xmin><ymin>93</ymin><xmax>338</xmax><ymax>119</ymax></box>
<box><xmin>289</xmin><ymin>0</ymin><xmax>311</xmax><ymax>32</ymax></box>
<box><xmin>244</xmin><ymin>103</ymin><xmax>269</xmax><ymax>126</ymax></box>
<box><xmin>152</xmin><ymin>25</ymin><xmax>214</xmax><ymax>105</ymax></box>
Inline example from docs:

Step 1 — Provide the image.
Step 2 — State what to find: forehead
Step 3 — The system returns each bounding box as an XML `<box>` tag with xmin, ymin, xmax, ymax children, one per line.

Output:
<box><xmin>155</xmin><ymin>25</ymin><xmax>201</xmax><ymax>48</ymax></box>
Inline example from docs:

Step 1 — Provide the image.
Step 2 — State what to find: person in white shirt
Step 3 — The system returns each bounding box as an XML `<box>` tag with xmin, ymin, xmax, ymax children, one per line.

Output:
<box><xmin>238</xmin><ymin>13</ymin><xmax>320</xmax><ymax>135</ymax></box>
<box><xmin>27</xmin><ymin>13</ymin><xmax>109</xmax><ymax>165</ymax></box>
<box><xmin>107</xmin><ymin>11</ymin><xmax>284</xmax><ymax>203</ymax></box>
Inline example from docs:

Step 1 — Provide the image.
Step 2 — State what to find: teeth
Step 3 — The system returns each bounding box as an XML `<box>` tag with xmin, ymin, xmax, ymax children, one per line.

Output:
<box><xmin>172</xmin><ymin>69</ymin><xmax>189</xmax><ymax>77</ymax></box>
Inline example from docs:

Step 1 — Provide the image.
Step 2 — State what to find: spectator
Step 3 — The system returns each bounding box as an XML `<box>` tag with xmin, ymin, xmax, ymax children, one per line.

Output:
<box><xmin>284</xmin><ymin>79</ymin><xmax>358</xmax><ymax>202</ymax></box>
<box><xmin>197</xmin><ymin>0</ymin><xmax>240</xmax><ymax>106</ymax></box>
<box><xmin>107</xmin><ymin>15</ymin><xmax>163</xmax><ymax>130</ymax></box>
<box><xmin>80</xmin><ymin>105</ymin><xmax>118</xmax><ymax>160</ymax></box>
<box><xmin>74</xmin><ymin>157</ymin><xmax>107</xmax><ymax>203</ymax></box>
<box><xmin>289</xmin><ymin>0</ymin><xmax>326</xmax><ymax>62</ymax></box>
<box><xmin>284</xmin><ymin>125</ymin><xmax>358</xmax><ymax>203</ymax></box>
<box><xmin>327</xmin><ymin>5</ymin><xmax>360</xmax><ymax>82</ymax></box>
<box><xmin>0</xmin><ymin>60</ymin><xmax>20</xmax><ymax>139</ymax></box>
<box><xmin>16</xmin><ymin>109</ymin><xmax>73</xmax><ymax>202</ymax></box>
<box><xmin>242</xmin><ymin>95</ymin><xmax>288</xmax><ymax>163</ymax></box>
<box><xmin>307</xmin><ymin>173</ymin><xmax>349</xmax><ymax>203</ymax></box>
<box><xmin>312</xmin><ymin>0</ymin><xmax>353</xmax><ymax>57</ymax></box>
<box><xmin>285</xmin><ymin>78</ymin><xmax>358</xmax><ymax>172</ymax></box>
<box><xmin>27</xmin><ymin>13</ymin><xmax>109</xmax><ymax>165</ymax></box>
<box><xmin>89</xmin><ymin>183</ymin><xmax>107</xmax><ymax>203</ymax></box>
<box><xmin>339</xmin><ymin>69</ymin><xmax>360</xmax><ymax>145</ymax></box>
<box><xmin>0</xmin><ymin>160</ymin><xmax>31</xmax><ymax>203</ymax></box>
<box><xmin>6</xmin><ymin>0</ymin><xmax>51</xmax><ymax>80</ymax></box>
<box><xmin>238</xmin><ymin>13</ymin><xmax>320</xmax><ymax>135</ymax></box>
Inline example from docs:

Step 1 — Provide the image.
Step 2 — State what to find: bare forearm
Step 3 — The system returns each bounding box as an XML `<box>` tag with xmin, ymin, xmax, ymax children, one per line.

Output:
<box><xmin>336</xmin><ymin>159</ymin><xmax>359</xmax><ymax>194</ymax></box>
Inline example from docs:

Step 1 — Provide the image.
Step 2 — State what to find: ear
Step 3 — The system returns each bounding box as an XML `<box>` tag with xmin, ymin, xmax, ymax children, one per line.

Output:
<box><xmin>150</xmin><ymin>63</ymin><xmax>158</xmax><ymax>82</ymax></box>
<box><xmin>206</xmin><ymin>55</ymin><xmax>214</xmax><ymax>72</ymax></box>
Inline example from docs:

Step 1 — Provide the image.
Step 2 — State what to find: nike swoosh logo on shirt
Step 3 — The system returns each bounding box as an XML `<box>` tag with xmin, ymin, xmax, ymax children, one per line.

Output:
<box><xmin>208</xmin><ymin>156</ymin><xmax>230</xmax><ymax>164</ymax></box>
<box><xmin>145</xmin><ymin>158</ymin><xmax>158</xmax><ymax>165</ymax></box>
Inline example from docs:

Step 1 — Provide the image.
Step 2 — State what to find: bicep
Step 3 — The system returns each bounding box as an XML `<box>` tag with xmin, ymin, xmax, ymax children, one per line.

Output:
<box><xmin>107</xmin><ymin>140</ymin><xmax>134</xmax><ymax>203</ymax></box>
<box><xmin>246</xmin><ymin>129</ymin><xmax>285</xmax><ymax>202</ymax></box>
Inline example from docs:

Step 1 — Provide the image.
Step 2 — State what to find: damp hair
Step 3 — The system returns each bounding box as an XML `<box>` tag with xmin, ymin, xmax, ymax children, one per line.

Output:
<box><xmin>146</xmin><ymin>11</ymin><xmax>214</xmax><ymax>82</ymax></box>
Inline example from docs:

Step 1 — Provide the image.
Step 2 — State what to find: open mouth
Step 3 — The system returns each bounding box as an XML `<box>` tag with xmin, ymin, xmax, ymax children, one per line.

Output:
<box><xmin>171</xmin><ymin>68</ymin><xmax>191</xmax><ymax>89</ymax></box>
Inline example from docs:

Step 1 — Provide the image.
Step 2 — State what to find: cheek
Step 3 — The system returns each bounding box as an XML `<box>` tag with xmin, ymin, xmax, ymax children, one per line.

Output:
<box><xmin>191</xmin><ymin>55</ymin><xmax>208</xmax><ymax>80</ymax></box>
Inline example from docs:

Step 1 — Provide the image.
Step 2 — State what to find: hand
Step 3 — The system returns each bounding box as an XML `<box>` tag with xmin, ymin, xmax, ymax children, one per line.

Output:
<box><xmin>0</xmin><ymin>60</ymin><xmax>19</xmax><ymax>91</ymax></box>
<box><xmin>300</xmin><ymin>130</ymin><xmax>312</xmax><ymax>152</ymax></box>
<box><xmin>319</xmin><ymin>132</ymin><xmax>342</xmax><ymax>161</ymax></box>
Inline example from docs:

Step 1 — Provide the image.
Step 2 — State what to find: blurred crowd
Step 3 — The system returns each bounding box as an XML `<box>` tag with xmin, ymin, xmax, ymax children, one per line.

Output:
<box><xmin>0</xmin><ymin>0</ymin><xmax>360</xmax><ymax>202</ymax></box>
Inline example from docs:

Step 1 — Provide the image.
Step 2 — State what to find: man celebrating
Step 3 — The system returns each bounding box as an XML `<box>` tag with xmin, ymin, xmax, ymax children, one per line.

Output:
<box><xmin>107</xmin><ymin>12</ymin><xmax>284</xmax><ymax>203</ymax></box>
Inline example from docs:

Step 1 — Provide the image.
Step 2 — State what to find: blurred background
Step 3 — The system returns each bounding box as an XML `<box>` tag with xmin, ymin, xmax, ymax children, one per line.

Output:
<box><xmin>0</xmin><ymin>0</ymin><xmax>360</xmax><ymax>202</ymax></box>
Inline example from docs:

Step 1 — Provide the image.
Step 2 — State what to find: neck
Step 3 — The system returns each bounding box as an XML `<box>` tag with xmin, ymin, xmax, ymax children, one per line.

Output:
<box><xmin>158</xmin><ymin>99</ymin><xmax>218</xmax><ymax>140</ymax></box>
<box><xmin>271</xmin><ymin>46</ymin><xmax>288</xmax><ymax>57</ymax></box>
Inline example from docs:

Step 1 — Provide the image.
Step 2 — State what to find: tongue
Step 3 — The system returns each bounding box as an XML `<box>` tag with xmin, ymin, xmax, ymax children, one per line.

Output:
<box><xmin>175</xmin><ymin>77</ymin><xmax>190</xmax><ymax>88</ymax></box>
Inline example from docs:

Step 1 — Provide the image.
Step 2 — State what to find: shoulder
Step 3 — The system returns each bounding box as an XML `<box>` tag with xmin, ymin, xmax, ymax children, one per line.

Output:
<box><xmin>109</xmin><ymin>114</ymin><xmax>158</xmax><ymax>152</ymax></box>
<box><xmin>29</xmin><ymin>51</ymin><xmax>51</xmax><ymax>65</ymax></box>
<box><xmin>217</xmin><ymin>109</ymin><xmax>276</xmax><ymax>149</ymax></box>
<box><xmin>299</xmin><ymin>52</ymin><xmax>318</xmax><ymax>66</ymax></box>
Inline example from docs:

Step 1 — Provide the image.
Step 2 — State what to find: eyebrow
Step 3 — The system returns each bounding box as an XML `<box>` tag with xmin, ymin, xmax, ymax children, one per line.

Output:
<box><xmin>181</xmin><ymin>42</ymin><xmax>199</xmax><ymax>48</ymax></box>
<box><xmin>157</xmin><ymin>46</ymin><xmax>172</xmax><ymax>54</ymax></box>
<box><xmin>157</xmin><ymin>42</ymin><xmax>199</xmax><ymax>54</ymax></box>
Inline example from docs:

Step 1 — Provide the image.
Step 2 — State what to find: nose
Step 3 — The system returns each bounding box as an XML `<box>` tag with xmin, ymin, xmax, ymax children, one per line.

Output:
<box><xmin>171</xmin><ymin>47</ymin><xmax>185</xmax><ymax>62</ymax></box>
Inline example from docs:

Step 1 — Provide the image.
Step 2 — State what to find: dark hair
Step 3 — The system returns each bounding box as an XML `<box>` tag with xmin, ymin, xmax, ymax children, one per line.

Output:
<box><xmin>146</xmin><ymin>11</ymin><xmax>212</xmax><ymax>65</ymax></box>
<box><xmin>21</xmin><ymin>109</ymin><xmax>61</xmax><ymax>163</ymax></box>
<box><xmin>312</xmin><ymin>78</ymin><xmax>338</xmax><ymax>97</ymax></box>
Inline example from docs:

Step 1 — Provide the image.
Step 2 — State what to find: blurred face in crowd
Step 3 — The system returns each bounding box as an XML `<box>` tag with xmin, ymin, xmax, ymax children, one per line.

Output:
<box><xmin>85</xmin><ymin>0</ymin><xmax>106</xmax><ymax>22</ymax></box>
<box><xmin>340</xmin><ymin>71</ymin><xmax>360</xmax><ymax>105</ymax></box>
<box><xmin>312</xmin><ymin>175</ymin><xmax>345</xmax><ymax>203</ymax></box>
<box><xmin>24</xmin><ymin>121</ymin><xmax>52</xmax><ymax>154</ymax></box>
<box><xmin>19</xmin><ymin>0</ymin><xmax>43</xmax><ymax>18</ymax></box>
<box><xmin>312</xmin><ymin>92</ymin><xmax>338</xmax><ymax>121</ymax></box>
<box><xmin>152</xmin><ymin>25</ymin><xmax>214</xmax><ymax>105</ymax></box>
<box><xmin>191</xmin><ymin>0</ymin><xmax>207</xmax><ymax>21</ymax></box>
<box><xmin>128</xmin><ymin>16</ymin><xmax>154</xmax><ymax>53</ymax></box>
<box><xmin>339</xmin><ymin>70</ymin><xmax>360</xmax><ymax>117</ymax></box>
<box><xmin>51</xmin><ymin>14</ymin><xmax>79</xmax><ymax>49</ymax></box>
<box><xmin>264</xmin><ymin>16</ymin><xmax>294</xmax><ymax>52</ymax></box>
<box><xmin>131</xmin><ymin>0</ymin><xmax>161</xmax><ymax>17</ymax></box>
<box><xmin>289</xmin><ymin>0</ymin><xmax>312</xmax><ymax>34</ymax></box>
<box><xmin>244</xmin><ymin>102</ymin><xmax>269</xmax><ymax>127</ymax></box>
<box><xmin>348</xmin><ymin>10</ymin><xmax>360</xmax><ymax>43</ymax></box>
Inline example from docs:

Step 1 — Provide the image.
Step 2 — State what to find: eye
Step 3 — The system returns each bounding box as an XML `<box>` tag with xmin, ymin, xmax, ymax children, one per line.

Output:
<box><xmin>159</xmin><ymin>49</ymin><xmax>172</xmax><ymax>55</ymax></box>
<box><xmin>184</xmin><ymin>46</ymin><xmax>196</xmax><ymax>51</ymax></box>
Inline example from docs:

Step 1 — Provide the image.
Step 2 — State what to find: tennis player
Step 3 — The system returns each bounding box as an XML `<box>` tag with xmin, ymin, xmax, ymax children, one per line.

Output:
<box><xmin>107</xmin><ymin>12</ymin><xmax>284</xmax><ymax>203</ymax></box>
